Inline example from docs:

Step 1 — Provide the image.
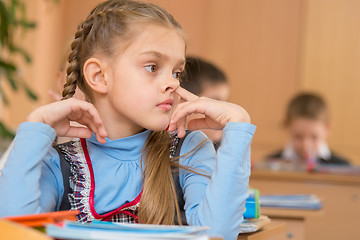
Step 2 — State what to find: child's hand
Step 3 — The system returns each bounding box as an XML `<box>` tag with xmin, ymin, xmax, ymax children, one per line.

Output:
<box><xmin>169</xmin><ymin>87</ymin><xmax>251</xmax><ymax>138</ymax></box>
<box><xmin>26</xmin><ymin>98</ymin><xmax>107</xmax><ymax>143</ymax></box>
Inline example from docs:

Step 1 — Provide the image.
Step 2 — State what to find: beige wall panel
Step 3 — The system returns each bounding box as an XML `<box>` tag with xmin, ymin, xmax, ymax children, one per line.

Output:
<box><xmin>63</xmin><ymin>1</ymin><xmax>102</xmax><ymax>40</ymax></box>
<box><xmin>203</xmin><ymin>0</ymin><xmax>302</xmax><ymax>162</ymax></box>
<box><xmin>300</xmin><ymin>0</ymin><xmax>360</xmax><ymax>164</ymax></box>
<box><xmin>146</xmin><ymin>0</ymin><xmax>208</xmax><ymax>56</ymax></box>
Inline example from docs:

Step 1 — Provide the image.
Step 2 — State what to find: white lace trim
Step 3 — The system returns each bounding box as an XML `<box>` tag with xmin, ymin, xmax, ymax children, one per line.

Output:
<box><xmin>59</xmin><ymin>139</ymin><xmax>94</xmax><ymax>222</ymax></box>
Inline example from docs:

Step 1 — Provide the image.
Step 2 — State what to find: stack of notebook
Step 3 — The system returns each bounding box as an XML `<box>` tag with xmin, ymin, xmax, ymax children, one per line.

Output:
<box><xmin>259</xmin><ymin>194</ymin><xmax>322</xmax><ymax>210</ymax></box>
<box><xmin>46</xmin><ymin>220</ymin><xmax>210</xmax><ymax>240</ymax></box>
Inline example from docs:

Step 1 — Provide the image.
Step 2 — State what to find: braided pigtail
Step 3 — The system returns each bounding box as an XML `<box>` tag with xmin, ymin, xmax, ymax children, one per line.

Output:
<box><xmin>62</xmin><ymin>29</ymin><xmax>83</xmax><ymax>100</ymax></box>
<box><xmin>62</xmin><ymin>11</ymin><xmax>101</xmax><ymax>100</ymax></box>
<box><xmin>62</xmin><ymin>5</ymin><xmax>125</xmax><ymax>100</ymax></box>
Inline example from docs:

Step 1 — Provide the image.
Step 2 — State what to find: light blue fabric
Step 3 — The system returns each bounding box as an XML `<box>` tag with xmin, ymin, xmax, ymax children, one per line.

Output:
<box><xmin>0</xmin><ymin>121</ymin><xmax>255</xmax><ymax>240</ymax></box>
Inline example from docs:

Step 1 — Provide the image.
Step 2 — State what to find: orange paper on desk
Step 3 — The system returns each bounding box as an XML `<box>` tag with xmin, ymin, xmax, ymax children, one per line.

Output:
<box><xmin>4</xmin><ymin>210</ymin><xmax>79</xmax><ymax>227</ymax></box>
<box><xmin>0</xmin><ymin>219</ymin><xmax>52</xmax><ymax>240</ymax></box>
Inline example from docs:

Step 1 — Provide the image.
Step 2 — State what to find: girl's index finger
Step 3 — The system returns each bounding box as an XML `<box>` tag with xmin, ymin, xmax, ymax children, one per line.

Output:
<box><xmin>175</xmin><ymin>86</ymin><xmax>199</xmax><ymax>102</ymax></box>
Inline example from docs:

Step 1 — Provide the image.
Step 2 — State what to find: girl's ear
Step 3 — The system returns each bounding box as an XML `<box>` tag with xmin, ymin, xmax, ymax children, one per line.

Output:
<box><xmin>83</xmin><ymin>57</ymin><xmax>109</xmax><ymax>94</ymax></box>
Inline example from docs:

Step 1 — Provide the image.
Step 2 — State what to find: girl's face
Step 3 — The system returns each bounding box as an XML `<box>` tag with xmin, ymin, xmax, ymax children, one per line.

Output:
<box><xmin>286</xmin><ymin>118</ymin><xmax>330</xmax><ymax>159</ymax></box>
<box><xmin>105</xmin><ymin>24</ymin><xmax>185</xmax><ymax>135</ymax></box>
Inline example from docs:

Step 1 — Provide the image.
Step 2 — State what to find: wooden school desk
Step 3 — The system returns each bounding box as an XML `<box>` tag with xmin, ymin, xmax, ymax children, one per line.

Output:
<box><xmin>260</xmin><ymin>207</ymin><xmax>322</xmax><ymax>240</ymax></box>
<box><xmin>212</xmin><ymin>221</ymin><xmax>287</xmax><ymax>240</ymax></box>
<box><xmin>237</xmin><ymin>221</ymin><xmax>286</xmax><ymax>240</ymax></box>
<box><xmin>249</xmin><ymin>169</ymin><xmax>360</xmax><ymax>240</ymax></box>
<box><xmin>1</xmin><ymin>218</ymin><xmax>286</xmax><ymax>240</ymax></box>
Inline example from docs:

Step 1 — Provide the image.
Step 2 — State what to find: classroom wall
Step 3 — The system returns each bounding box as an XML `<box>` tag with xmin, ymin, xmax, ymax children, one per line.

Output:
<box><xmin>2</xmin><ymin>0</ymin><xmax>360</xmax><ymax>164</ymax></box>
<box><xmin>299</xmin><ymin>0</ymin><xmax>360</xmax><ymax>164</ymax></box>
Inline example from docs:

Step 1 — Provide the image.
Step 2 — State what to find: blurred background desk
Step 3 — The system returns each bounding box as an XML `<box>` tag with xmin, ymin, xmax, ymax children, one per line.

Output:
<box><xmin>260</xmin><ymin>208</ymin><xmax>322</xmax><ymax>240</ymax></box>
<box><xmin>250</xmin><ymin>169</ymin><xmax>360</xmax><ymax>240</ymax></box>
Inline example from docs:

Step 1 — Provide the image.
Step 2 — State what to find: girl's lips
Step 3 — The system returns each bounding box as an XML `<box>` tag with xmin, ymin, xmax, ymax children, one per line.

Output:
<box><xmin>157</xmin><ymin>99</ymin><xmax>173</xmax><ymax>111</ymax></box>
<box><xmin>157</xmin><ymin>103</ymin><xmax>172</xmax><ymax>110</ymax></box>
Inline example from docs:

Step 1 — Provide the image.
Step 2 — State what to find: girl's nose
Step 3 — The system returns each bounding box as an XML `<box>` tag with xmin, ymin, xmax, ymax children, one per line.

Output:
<box><xmin>162</xmin><ymin>75</ymin><xmax>180</xmax><ymax>93</ymax></box>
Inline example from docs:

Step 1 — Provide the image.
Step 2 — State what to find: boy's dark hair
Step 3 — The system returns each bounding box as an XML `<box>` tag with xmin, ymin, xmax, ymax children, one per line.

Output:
<box><xmin>181</xmin><ymin>56</ymin><xmax>227</xmax><ymax>95</ymax></box>
<box><xmin>284</xmin><ymin>92</ymin><xmax>329</xmax><ymax>126</ymax></box>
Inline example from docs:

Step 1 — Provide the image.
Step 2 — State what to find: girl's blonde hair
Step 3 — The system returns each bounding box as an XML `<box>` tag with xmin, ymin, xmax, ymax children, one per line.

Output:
<box><xmin>62</xmin><ymin>0</ymin><xmax>204</xmax><ymax>225</ymax></box>
<box><xmin>62</xmin><ymin>0</ymin><xmax>183</xmax><ymax>101</ymax></box>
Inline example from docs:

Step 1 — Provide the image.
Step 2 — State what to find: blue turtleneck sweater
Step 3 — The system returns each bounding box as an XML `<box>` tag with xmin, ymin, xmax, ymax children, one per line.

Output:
<box><xmin>0</xmin><ymin>121</ymin><xmax>256</xmax><ymax>240</ymax></box>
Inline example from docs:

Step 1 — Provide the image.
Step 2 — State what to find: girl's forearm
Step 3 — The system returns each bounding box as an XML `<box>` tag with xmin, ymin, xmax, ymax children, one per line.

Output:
<box><xmin>0</xmin><ymin>122</ymin><xmax>57</xmax><ymax>217</ymax></box>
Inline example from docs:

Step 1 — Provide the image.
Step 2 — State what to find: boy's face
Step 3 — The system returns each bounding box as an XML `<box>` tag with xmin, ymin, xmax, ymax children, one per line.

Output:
<box><xmin>200</xmin><ymin>83</ymin><xmax>229</xmax><ymax>102</ymax></box>
<box><xmin>287</xmin><ymin>118</ymin><xmax>330</xmax><ymax>159</ymax></box>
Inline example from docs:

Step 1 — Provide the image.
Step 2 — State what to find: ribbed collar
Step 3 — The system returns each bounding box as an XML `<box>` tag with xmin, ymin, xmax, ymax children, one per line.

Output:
<box><xmin>86</xmin><ymin>129</ymin><xmax>152</xmax><ymax>161</ymax></box>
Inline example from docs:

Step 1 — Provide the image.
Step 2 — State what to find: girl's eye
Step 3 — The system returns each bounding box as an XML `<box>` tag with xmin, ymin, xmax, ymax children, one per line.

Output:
<box><xmin>173</xmin><ymin>72</ymin><xmax>182</xmax><ymax>80</ymax></box>
<box><xmin>145</xmin><ymin>65</ymin><xmax>157</xmax><ymax>73</ymax></box>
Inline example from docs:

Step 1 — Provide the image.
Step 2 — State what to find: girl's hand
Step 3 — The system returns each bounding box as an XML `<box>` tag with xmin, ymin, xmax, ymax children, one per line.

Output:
<box><xmin>168</xmin><ymin>87</ymin><xmax>251</xmax><ymax>138</ymax></box>
<box><xmin>26</xmin><ymin>98</ymin><xmax>107</xmax><ymax>143</ymax></box>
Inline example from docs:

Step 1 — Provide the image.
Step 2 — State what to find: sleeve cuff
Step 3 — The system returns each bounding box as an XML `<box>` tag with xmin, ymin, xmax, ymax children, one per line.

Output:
<box><xmin>223</xmin><ymin>122</ymin><xmax>256</xmax><ymax>135</ymax></box>
<box><xmin>18</xmin><ymin>122</ymin><xmax>57</xmax><ymax>141</ymax></box>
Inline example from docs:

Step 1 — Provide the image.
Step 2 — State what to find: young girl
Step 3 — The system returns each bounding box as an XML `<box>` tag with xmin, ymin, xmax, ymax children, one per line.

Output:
<box><xmin>0</xmin><ymin>1</ymin><xmax>256</xmax><ymax>239</ymax></box>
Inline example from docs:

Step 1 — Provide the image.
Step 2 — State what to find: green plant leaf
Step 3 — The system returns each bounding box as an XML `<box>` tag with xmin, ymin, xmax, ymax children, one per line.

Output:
<box><xmin>0</xmin><ymin>59</ymin><xmax>17</xmax><ymax>72</ymax></box>
<box><xmin>9</xmin><ymin>0</ymin><xmax>16</xmax><ymax>22</ymax></box>
<box><xmin>23</xmin><ymin>83</ymin><xmax>38</xmax><ymax>101</ymax></box>
<box><xmin>0</xmin><ymin>1</ymin><xmax>9</xmax><ymax>45</ymax></box>
<box><xmin>14</xmin><ymin>19</ymin><xmax>36</xmax><ymax>29</ymax></box>
<box><xmin>5</xmin><ymin>72</ymin><xmax>18</xmax><ymax>90</ymax></box>
<box><xmin>0</xmin><ymin>86</ymin><xmax>9</xmax><ymax>105</ymax></box>
<box><xmin>9</xmin><ymin>44</ymin><xmax>31</xmax><ymax>63</ymax></box>
<box><xmin>0</xmin><ymin>121</ymin><xmax>15</xmax><ymax>139</ymax></box>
